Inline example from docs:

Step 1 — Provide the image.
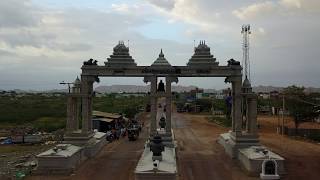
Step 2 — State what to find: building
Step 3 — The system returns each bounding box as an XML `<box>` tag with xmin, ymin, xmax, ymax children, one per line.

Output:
<box><xmin>92</xmin><ymin>111</ymin><xmax>127</xmax><ymax>132</ymax></box>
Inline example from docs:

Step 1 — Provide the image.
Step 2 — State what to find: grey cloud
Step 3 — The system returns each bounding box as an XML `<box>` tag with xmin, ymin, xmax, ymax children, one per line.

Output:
<box><xmin>0</xmin><ymin>0</ymin><xmax>319</xmax><ymax>90</ymax></box>
<box><xmin>0</xmin><ymin>30</ymin><xmax>56</xmax><ymax>48</ymax></box>
<box><xmin>146</xmin><ymin>0</ymin><xmax>175</xmax><ymax>10</ymax></box>
<box><xmin>0</xmin><ymin>0</ymin><xmax>41</xmax><ymax>28</ymax></box>
<box><xmin>0</xmin><ymin>49</ymin><xmax>15</xmax><ymax>57</ymax></box>
<box><xmin>55</xmin><ymin>43</ymin><xmax>93</xmax><ymax>52</ymax></box>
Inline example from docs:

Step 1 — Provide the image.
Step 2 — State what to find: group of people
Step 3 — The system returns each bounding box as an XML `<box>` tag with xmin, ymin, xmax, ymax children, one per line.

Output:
<box><xmin>105</xmin><ymin>118</ymin><xmax>143</xmax><ymax>142</ymax></box>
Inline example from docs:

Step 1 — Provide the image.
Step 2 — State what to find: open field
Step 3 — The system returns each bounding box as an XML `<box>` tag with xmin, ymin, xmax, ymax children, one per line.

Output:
<box><xmin>0</xmin><ymin>95</ymin><xmax>146</xmax><ymax>132</ymax></box>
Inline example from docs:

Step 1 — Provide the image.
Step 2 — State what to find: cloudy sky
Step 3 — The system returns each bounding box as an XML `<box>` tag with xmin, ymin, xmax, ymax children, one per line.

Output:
<box><xmin>0</xmin><ymin>0</ymin><xmax>319</xmax><ymax>90</ymax></box>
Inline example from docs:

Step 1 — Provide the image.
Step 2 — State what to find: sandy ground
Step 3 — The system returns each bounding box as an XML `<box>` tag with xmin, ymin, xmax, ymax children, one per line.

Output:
<box><xmin>28</xmin><ymin>113</ymin><xmax>320</xmax><ymax>180</ymax></box>
<box><xmin>173</xmin><ymin>113</ymin><xmax>257</xmax><ymax>180</ymax></box>
<box><xmin>258</xmin><ymin>115</ymin><xmax>320</xmax><ymax>180</ymax></box>
<box><xmin>258</xmin><ymin>115</ymin><xmax>320</xmax><ymax>130</ymax></box>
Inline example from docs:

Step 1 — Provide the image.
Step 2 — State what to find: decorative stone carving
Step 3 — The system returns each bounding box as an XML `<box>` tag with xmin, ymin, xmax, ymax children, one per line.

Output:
<box><xmin>150</xmin><ymin>135</ymin><xmax>165</xmax><ymax>161</ymax></box>
<box><xmin>83</xmin><ymin>58</ymin><xmax>98</xmax><ymax>66</ymax></box>
<box><xmin>227</xmin><ymin>58</ymin><xmax>240</xmax><ymax>66</ymax></box>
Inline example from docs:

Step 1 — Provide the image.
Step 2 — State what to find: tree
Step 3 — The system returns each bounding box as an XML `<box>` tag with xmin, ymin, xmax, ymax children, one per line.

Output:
<box><xmin>283</xmin><ymin>85</ymin><xmax>318</xmax><ymax>134</ymax></box>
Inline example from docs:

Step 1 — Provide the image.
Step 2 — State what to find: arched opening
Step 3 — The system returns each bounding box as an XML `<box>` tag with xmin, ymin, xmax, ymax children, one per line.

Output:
<box><xmin>265</xmin><ymin>160</ymin><xmax>276</xmax><ymax>175</ymax></box>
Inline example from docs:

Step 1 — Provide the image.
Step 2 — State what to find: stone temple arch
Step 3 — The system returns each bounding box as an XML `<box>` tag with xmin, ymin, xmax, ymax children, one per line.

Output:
<box><xmin>37</xmin><ymin>40</ymin><xmax>285</xmax><ymax>178</ymax></box>
<box><xmin>70</xmin><ymin>40</ymin><xmax>258</xmax><ymax>149</ymax></box>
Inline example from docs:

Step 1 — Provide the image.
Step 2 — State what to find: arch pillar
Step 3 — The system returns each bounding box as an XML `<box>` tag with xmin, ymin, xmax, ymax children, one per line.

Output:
<box><xmin>80</xmin><ymin>75</ymin><xmax>95</xmax><ymax>135</ymax></box>
<box><xmin>144</xmin><ymin>76</ymin><xmax>158</xmax><ymax>136</ymax></box>
<box><xmin>165</xmin><ymin>76</ymin><xmax>178</xmax><ymax>134</ymax></box>
<box><xmin>225</xmin><ymin>76</ymin><xmax>243</xmax><ymax>138</ymax></box>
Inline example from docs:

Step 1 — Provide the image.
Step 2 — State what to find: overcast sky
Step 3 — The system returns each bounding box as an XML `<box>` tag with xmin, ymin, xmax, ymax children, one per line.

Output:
<box><xmin>0</xmin><ymin>0</ymin><xmax>319</xmax><ymax>90</ymax></box>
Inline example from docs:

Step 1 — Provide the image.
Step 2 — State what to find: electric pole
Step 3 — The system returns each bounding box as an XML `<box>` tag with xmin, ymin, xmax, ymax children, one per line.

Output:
<box><xmin>59</xmin><ymin>81</ymin><xmax>74</xmax><ymax>93</ymax></box>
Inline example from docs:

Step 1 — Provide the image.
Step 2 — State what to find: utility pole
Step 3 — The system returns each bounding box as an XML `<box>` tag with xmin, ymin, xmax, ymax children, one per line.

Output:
<box><xmin>241</xmin><ymin>24</ymin><xmax>251</xmax><ymax>81</ymax></box>
<box><xmin>59</xmin><ymin>81</ymin><xmax>74</xmax><ymax>93</ymax></box>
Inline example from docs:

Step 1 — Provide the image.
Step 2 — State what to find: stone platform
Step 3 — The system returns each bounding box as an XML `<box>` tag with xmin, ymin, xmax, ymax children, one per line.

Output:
<box><xmin>34</xmin><ymin>144</ymin><xmax>82</xmax><ymax>175</ymax></box>
<box><xmin>218</xmin><ymin>132</ymin><xmax>285</xmax><ymax>177</ymax></box>
<box><xmin>34</xmin><ymin>132</ymin><xmax>106</xmax><ymax>175</ymax></box>
<box><xmin>238</xmin><ymin>146</ymin><xmax>285</xmax><ymax>176</ymax></box>
<box><xmin>218</xmin><ymin>132</ymin><xmax>259</xmax><ymax>158</ymax></box>
<box><xmin>135</xmin><ymin>142</ymin><xmax>177</xmax><ymax>180</ymax></box>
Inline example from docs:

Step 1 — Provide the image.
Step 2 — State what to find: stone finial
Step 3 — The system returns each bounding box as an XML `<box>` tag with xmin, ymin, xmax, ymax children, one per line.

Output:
<box><xmin>159</xmin><ymin>49</ymin><xmax>164</xmax><ymax>57</ymax></box>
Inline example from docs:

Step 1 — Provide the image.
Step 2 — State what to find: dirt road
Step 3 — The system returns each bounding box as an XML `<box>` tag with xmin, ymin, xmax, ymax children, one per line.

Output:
<box><xmin>173</xmin><ymin>113</ymin><xmax>257</xmax><ymax>180</ymax></box>
<box><xmin>28</xmin><ymin>113</ymin><xmax>150</xmax><ymax>180</ymax></box>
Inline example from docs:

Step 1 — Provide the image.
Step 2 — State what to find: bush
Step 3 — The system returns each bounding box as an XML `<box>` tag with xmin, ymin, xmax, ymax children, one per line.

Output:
<box><xmin>307</xmin><ymin>132</ymin><xmax>320</xmax><ymax>142</ymax></box>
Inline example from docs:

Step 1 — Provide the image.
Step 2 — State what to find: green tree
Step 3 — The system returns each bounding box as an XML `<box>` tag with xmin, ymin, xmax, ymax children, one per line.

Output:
<box><xmin>283</xmin><ymin>85</ymin><xmax>318</xmax><ymax>134</ymax></box>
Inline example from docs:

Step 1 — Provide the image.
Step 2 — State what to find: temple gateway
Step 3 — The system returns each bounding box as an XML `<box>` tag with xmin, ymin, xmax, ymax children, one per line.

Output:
<box><xmin>35</xmin><ymin>41</ymin><xmax>284</xmax><ymax>179</ymax></box>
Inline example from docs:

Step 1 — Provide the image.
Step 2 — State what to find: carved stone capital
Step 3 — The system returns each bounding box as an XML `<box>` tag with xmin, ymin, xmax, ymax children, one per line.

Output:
<box><xmin>166</xmin><ymin>76</ymin><xmax>178</xmax><ymax>84</ymax></box>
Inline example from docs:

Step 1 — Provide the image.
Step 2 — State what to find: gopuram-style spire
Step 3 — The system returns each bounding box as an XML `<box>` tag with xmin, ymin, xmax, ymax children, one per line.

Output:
<box><xmin>104</xmin><ymin>40</ymin><xmax>137</xmax><ymax>67</ymax></box>
<box><xmin>151</xmin><ymin>49</ymin><xmax>172</xmax><ymax>67</ymax></box>
<box><xmin>187</xmin><ymin>40</ymin><xmax>218</xmax><ymax>67</ymax></box>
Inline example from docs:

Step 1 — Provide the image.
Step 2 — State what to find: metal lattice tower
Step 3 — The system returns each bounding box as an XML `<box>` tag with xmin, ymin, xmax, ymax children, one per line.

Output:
<box><xmin>241</xmin><ymin>24</ymin><xmax>251</xmax><ymax>82</ymax></box>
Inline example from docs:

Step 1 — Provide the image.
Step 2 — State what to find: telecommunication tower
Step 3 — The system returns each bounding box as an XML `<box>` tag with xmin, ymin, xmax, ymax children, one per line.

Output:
<box><xmin>241</xmin><ymin>24</ymin><xmax>251</xmax><ymax>82</ymax></box>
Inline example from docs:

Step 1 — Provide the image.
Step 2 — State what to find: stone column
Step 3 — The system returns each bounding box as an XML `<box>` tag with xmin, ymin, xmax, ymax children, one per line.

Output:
<box><xmin>165</xmin><ymin>76</ymin><xmax>178</xmax><ymax>134</ymax></box>
<box><xmin>81</xmin><ymin>75</ymin><xmax>94</xmax><ymax>135</ymax></box>
<box><xmin>231</xmin><ymin>76</ymin><xmax>243</xmax><ymax>136</ymax></box>
<box><xmin>71</xmin><ymin>98</ymin><xmax>78</xmax><ymax>131</ymax></box>
<box><xmin>244</xmin><ymin>98</ymin><xmax>250</xmax><ymax>133</ymax></box>
<box><xmin>66</xmin><ymin>96</ymin><xmax>74</xmax><ymax>132</ymax></box>
<box><xmin>248</xmin><ymin>95</ymin><xmax>258</xmax><ymax>136</ymax></box>
<box><xmin>144</xmin><ymin>76</ymin><xmax>157</xmax><ymax>136</ymax></box>
<box><xmin>165</xmin><ymin>78</ymin><xmax>172</xmax><ymax>134</ymax></box>
<box><xmin>74</xmin><ymin>98</ymin><xmax>80</xmax><ymax>131</ymax></box>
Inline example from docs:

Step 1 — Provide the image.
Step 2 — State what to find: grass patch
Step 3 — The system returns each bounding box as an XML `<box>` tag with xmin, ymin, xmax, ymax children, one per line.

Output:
<box><xmin>33</xmin><ymin>117</ymin><xmax>66</xmax><ymax>132</ymax></box>
<box><xmin>0</xmin><ymin>95</ymin><xmax>66</xmax><ymax>124</ymax></box>
<box><xmin>0</xmin><ymin>94</ymin><xmax>147</xmax><ymax>131</ymax></box>
<box><xmin>0</xmin><ymin>144</ymin><xmax>47</xmax><ymax>154</ymax></box>
<box><xmin>208</xmin><ymin>115</ymin><xmax>231</xmax><ymax>127</ymax></box>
